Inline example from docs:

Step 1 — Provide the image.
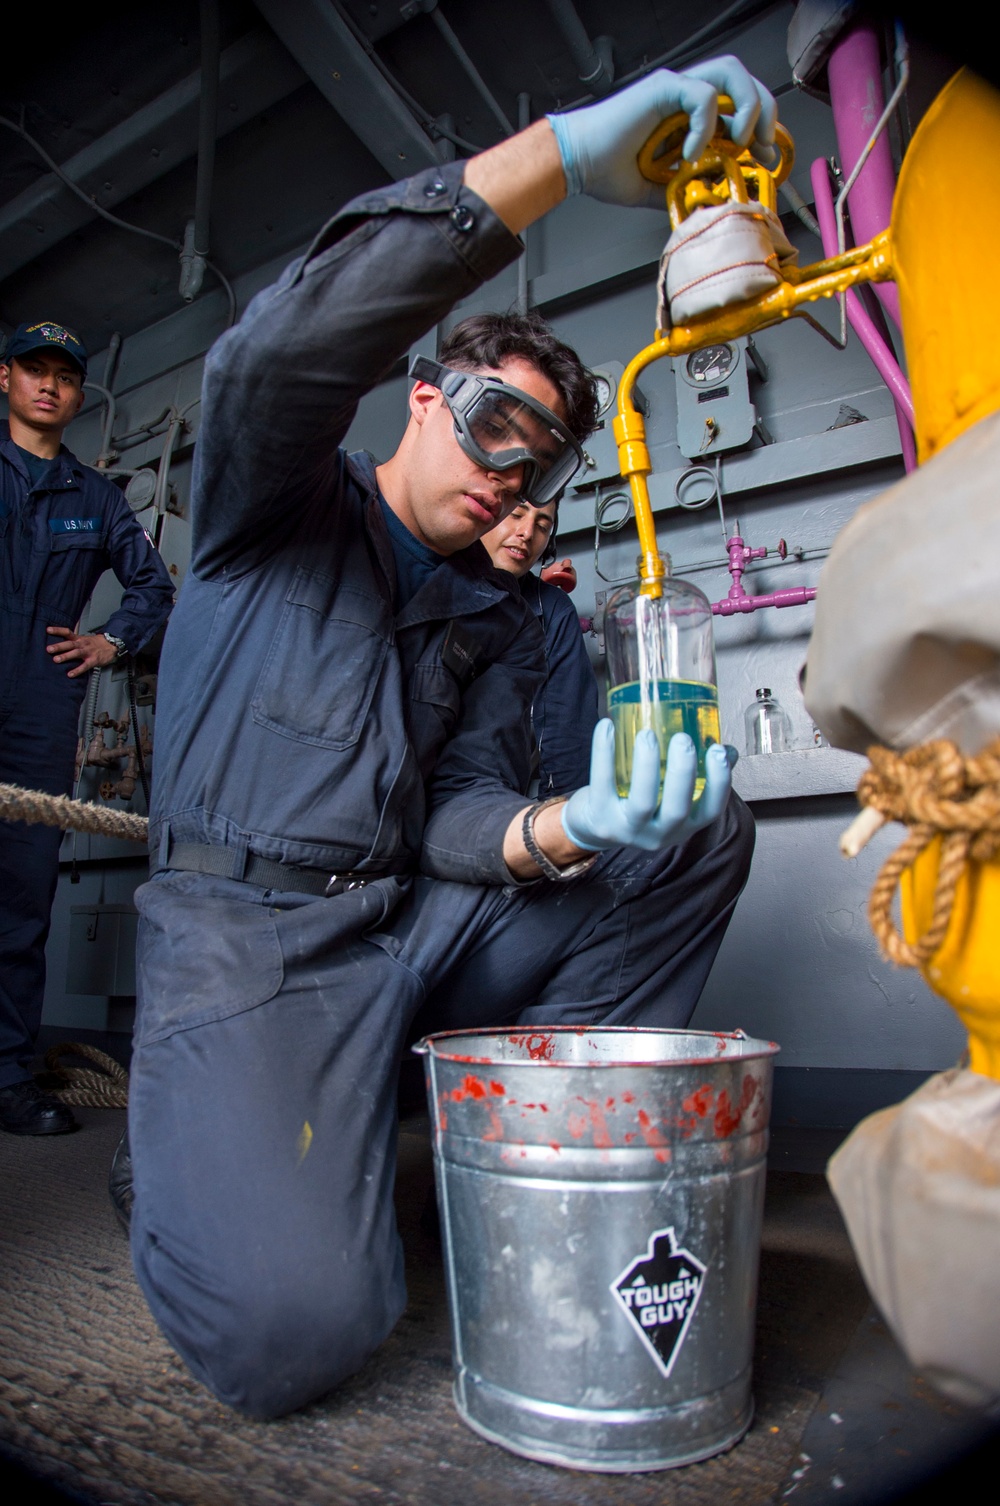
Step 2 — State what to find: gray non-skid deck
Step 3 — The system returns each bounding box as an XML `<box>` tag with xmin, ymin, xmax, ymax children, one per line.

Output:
<box><xmin>0</xmin><ymin>1105</ymin><xmax>987</xmax><ymax>1505</ymax></box>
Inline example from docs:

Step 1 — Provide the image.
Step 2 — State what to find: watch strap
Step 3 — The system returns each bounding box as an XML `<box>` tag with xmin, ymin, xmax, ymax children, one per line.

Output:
<box><xmin>522</xmin><ymin>798</ymin><xmax>597</xmax><ymax>882</ymax></box>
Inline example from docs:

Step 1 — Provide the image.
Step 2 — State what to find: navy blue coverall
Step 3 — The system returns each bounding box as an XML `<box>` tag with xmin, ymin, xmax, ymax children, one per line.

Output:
<box><xmin>129</xmin><ymin>161</ymin><xmax>755</xmax><ymax>1419</ymax></box>
<box><xmin>520</xmin><ymin>571</ymin><xmax>599</xmax><ymax>796</ymax></box>
<box><xmin>0</xmin><ymin>426</ymin><xmax>173</xmax><ymax>1089</ymax></box>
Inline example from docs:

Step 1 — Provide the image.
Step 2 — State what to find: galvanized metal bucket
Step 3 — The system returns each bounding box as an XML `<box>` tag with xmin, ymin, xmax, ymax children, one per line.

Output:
<box><xmin>414</xmin><ymin>1025</ymin><xmax>779</xmax><ymax>1473</ymax></box>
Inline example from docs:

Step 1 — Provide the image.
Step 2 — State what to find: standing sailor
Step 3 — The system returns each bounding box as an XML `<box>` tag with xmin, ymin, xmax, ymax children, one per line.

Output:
<box><xmin>0</xmin><ymin>323</ymin><xmax>173</xmax><ymax>1135</ymax></box>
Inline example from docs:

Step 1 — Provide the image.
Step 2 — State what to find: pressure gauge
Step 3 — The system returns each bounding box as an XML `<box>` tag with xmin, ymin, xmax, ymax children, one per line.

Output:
<box><xmin>673</xmin><ymin>337</ymin><xmax>758</xmax><ymax>459</ymax></box>
<box><xmin>684</xmin><ymin>344</ymin><xmax>737</xmax><ymax>386</ymax></box>
<box><xmin>125</xmin><ymin>468</ymin><xmax>157</xmax><ymax>513</ymax></box>
<box><xmin>571</xmin><ymin>362</ymin><xmax>626</xmax><ymax>490</ymax></box>
<box><xmin>592</xmin><ymin>369</ymin><xmax>618</xmax><ymax>417</ymax></box>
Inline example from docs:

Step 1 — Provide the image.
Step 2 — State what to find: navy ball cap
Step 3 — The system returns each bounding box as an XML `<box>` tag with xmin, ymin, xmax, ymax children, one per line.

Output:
<box><xmin>4</xmin><ymin>321</ymin><xmax>87</xmax><ymax>379</ymax></box>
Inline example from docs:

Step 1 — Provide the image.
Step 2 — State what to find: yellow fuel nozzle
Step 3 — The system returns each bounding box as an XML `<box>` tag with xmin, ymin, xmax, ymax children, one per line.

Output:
<box><xmin>636</xmin><ymin>95</ymin><xmax>795</xmax><ymax>226</ymax></box>
<box><xmin>610</xmin><ymin>98</ymin><xmax>798</xmax><ymax>598</ymax></box>
<box><xmin>612</xmin><ymin>96</ymin><xmax>901</xmax><ymax>598</ymax></box>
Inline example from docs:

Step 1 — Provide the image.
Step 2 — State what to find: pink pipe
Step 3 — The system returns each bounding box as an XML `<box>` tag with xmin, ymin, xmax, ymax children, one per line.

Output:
<box><xmin>710</xmin><ymin>535</ymin><xmax>817</xmax><ymax>615</ymax></box>
<box><xmin>712</xmin><ymin>586</ymin><xmax>817</xmax><ymax>616</ymax></box>
<box><xmin>810</xmin><ymin>157</ymin><xmax>917</xmax><ymax>471</ymax></box>
<box><xmin>827</xmin><ymin>21</ymin><xmax>902</xmax><ymax>331</ymax></box>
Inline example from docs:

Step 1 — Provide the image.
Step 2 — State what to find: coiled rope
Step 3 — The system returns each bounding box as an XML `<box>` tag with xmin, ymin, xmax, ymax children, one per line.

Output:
<box><xmin>0</xmin><ymin>782</ymin><xmax>148</xmax><ymax>841</ymax></box>
<box><xmin>43</xmin><ymin>1042</ymin><xmax>129</xmax><ymax>1109</ymax></box>
<box><xmin>0</xmin><ymin>784</ymin><xmax>144</xmax><ymax>1107</ymax></box>
<box><xmin>858</xmin><ymin>738</ymin><xmax>1000</xmax><ymax>966</ymax></box>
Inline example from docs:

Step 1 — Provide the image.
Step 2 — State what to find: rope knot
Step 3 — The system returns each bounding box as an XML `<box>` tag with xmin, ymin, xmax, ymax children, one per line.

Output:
<box><xmin>861</xmin><ymin>736</ymin><xmax>1000</xmax><ymax>966</ymax></box>
<box><xmin>43</xmin><ymin>1042</ymin><xmax>129</xmax><ymax>1109</ymax></box>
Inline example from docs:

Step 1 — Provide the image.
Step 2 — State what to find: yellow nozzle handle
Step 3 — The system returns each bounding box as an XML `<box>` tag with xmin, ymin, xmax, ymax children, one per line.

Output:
<box><xmin>637</xmin><ymin>96</ymin><xmax>794</xmax><ymax>189</ymax></box>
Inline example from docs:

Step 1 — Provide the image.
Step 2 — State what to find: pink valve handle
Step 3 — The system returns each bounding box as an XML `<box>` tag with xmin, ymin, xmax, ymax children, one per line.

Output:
<box><xmin>710</xmin><ymin>534</ymin><xmax>817</xmax><ymax>616</ymax></box>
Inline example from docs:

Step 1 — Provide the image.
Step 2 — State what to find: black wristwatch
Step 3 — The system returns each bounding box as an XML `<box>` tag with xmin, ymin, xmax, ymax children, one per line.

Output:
<box><xmin>102</xmin><ymin>632</ymin><xmax>128</xmax><ymax>659</ymax></box>
<box><xmin>522</xmin><ymin>798</ymin><xmax>597</xmax><ymax>882</ymax></box>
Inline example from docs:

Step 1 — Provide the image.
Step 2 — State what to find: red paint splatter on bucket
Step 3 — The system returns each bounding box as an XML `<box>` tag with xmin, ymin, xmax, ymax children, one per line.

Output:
<box><xmin>509</xmin><ymin>1032</ymin><xmax>556</xmax><ymax>1061</ymax></box>
<box><xmin>682</xmin><ymin>1084</ymin><xmax>714</xmax><ymax>1117</ymax></box>
<box><xmin>567</xmin><ymin>1109</ymin><xmax>588</xmax><ymax>1139</ymax></box>
<box><xmin>637</xmin><ymin>1109</ymin><xmax>671</xmax><ymax>1164</ymax></box>
<box><xmin>622</xmin><ymin>1091</ymin><xmax>635</xmax><ymax>1104</ymax></box>
<box><xmin>490</xmin><ymin>1080</ymin><xmax>505</xmax><ymax>1096</ymax></box>
<box><xmin>574</xmin><ymin>1097</ymin><xmax>613</xmax><ymax>1148</ymax></box>
<box><xmin>440</xmin><ymin>1074</ymin><xmax>490</xmax><ymax>1107</ymax></box>
<box><xmin>714</xmin><ymin>1075</ymin><xmax>757</xmax><ymax>1138</ymax></box>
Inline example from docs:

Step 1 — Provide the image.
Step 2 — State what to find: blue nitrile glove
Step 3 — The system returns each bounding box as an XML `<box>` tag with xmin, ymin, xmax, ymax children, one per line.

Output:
<box><xmin>547</xmin><ymin>56</ymin><xmax>778</xmax><ymax>209</ymax></box>
<box><xmin>562</xmin><ymin>721</ymin><xmax>736</xmax><ymax>853</ymax></box>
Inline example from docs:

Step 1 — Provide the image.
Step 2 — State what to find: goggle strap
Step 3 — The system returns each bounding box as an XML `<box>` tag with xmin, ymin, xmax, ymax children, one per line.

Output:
<box><xmin>408</xmin><ymin>355</ymin><xmax>441</xmax><ymax>385</ymax></box>
<box><xmin>409</xmin><ymin>354</ymin><xmax>475</xmax><ymax>405</ymax></box>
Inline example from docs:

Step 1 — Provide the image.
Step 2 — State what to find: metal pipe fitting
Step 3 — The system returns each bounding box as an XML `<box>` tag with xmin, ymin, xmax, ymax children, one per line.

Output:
<box><xmin>545</xmin><ymin>0</ymin><xmax>614</xmax><ymax>94</ymax></box>
<box><xmin>181</xmin><ymin>0</ymin><xmax>221</xmax><ymax>300</ymax></box>
<box><xmin>83</xmin><ymin>381</ymin><xmax>118</xmax><ymax>470</ymax></box>
<box><xmin>710</xmin><ymin>533</ymin><xmax>816</xmax><ymax>615</ymax></box>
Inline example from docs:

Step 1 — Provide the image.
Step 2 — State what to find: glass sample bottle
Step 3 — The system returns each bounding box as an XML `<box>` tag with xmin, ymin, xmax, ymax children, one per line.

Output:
<box><xmin>604</xmin><ymin>556</ymin><xmax>720</xmax><ymax>798</ymax></box>
<box><xmin>745</xmin><ymin>688</ymin><xmax>792</xmax><ymax>755</ymax></box>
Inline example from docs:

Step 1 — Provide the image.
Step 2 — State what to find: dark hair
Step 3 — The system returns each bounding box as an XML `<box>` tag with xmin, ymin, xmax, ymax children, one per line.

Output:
<box><xmin>539</xmin><ymin>497</ymin><xmax>559</xmax><ymax>566</ymax></box>
<box><xmin>439</xmin><ymin>311</ymin><xmax>599</xmax><ymax>443</ymax></box>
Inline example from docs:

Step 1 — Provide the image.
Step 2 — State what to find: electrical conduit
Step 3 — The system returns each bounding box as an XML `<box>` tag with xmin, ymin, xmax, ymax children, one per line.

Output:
<box><xmin>810</xmin><ymin>157</ymin><xmax>916</xmax><ymax>471</ymax></box>
<box><xmin>827</xmin><ymin>20</ymin><xmax>903</xmax><ymax>332</ymax></box>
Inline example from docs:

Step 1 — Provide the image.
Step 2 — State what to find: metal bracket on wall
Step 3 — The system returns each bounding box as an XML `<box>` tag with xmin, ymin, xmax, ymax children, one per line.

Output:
<box><xmin>731</xmin><ymin>745</ymin><xmax>869</xmax><ymax>803</ymax></box>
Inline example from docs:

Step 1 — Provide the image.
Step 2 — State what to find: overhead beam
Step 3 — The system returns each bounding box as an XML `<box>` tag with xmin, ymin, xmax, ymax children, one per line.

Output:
<box><xmin>0</xmin><ymin>29</ymin><xmax>305</xmax><ymax>283</ymax></box>
<box><xmin>252</xmin><ymin>0</ymin><xmax>439</xmax><ymax>179</ymax></box>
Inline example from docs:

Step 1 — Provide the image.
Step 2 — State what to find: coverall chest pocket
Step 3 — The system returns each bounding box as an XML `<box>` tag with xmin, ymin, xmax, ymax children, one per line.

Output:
<box><xmin>407</xmin><ymin>661</ymin><xmax>462</xmax><ymax>761</ymax></box>
<box><xmin>47</xmin><ymin>524</ymin><xmax>106</xmax><ymax>560</ymax></box>
<box><xmin>252</xmin><ymin>568</ymin><xmax>391</xmax><ymax>749</ymax></box>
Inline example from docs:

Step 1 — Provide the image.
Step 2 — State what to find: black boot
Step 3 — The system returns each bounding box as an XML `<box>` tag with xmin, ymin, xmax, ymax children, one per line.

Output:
<box><xmin>0</xmin><ymin>1080</ymin><xmax>77</xmax><ymax>1136</ymax></box>
<box><xmin>109</xmin><ymin>1129</ymin><xmax>133</xmax><ymax>1233</ymax></box>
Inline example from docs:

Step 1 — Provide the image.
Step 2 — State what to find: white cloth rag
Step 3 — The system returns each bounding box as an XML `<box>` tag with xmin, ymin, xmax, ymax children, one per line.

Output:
<box><xmin>656</xmin><ymin>200</ymin><xmax>797</xmax><ymax>330</ymax></box>
<box><xmin>828</xmin><ymin>1065</ymin><xmax>1000</xmax><ymax>1411</ymax></box>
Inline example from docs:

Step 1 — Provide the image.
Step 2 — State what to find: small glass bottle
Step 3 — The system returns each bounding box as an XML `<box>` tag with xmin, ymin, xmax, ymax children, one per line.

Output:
<box><xmin>604</xmin><ymin>556</ymin><xmax>720</xmax><ymax>797</ymax></box>
<box><xmin>745</xmin><ymin>688</ymin><xmax>792</xmax><ymax>755</ymax></box>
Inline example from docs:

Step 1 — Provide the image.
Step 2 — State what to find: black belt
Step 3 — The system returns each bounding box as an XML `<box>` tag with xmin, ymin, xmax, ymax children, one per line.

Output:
<box><xmin>159</xmin><ymin>842</ymin><xmax>373</xmax><ymax>898</ymax></box>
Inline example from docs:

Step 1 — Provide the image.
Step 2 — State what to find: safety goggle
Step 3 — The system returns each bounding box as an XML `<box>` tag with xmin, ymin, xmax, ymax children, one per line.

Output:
<box><xmin>408</xmin><ymin>355</ymin><xmax>584</xmax><ymax>506</ymax></box>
